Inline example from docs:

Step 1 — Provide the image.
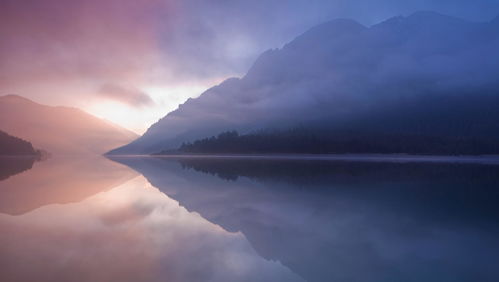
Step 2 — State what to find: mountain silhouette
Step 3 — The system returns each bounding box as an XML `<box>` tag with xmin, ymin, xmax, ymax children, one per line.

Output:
<box><xmin>0</xmin><ymin>130</ymin><xmax>39</xmax><ymax>156</ymax></box>
<box><xmin>110</xmin><ymin>11</ymin><xmax>499</xmax><ymax>155</ymax></box>
<box><xmin>0</xmin><ymin>130</ymin><xmax>39</xmax><ymax>181</ymax></box>
<box><xmin>0</xmin><ymin>95</ymin><xmax>138</xmax><ymax>155</ymax></box>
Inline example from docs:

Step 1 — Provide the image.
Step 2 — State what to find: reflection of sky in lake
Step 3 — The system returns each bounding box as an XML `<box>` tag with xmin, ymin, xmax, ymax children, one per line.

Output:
<box><xmin>0</xmin><ymin>173</ymin><xmax>302</xmax><ymax>282</ymax></box>
<box><xmin>1</xmin><ymin>156</ymin><xmax>499</xmax><ymax>282</ymax></box>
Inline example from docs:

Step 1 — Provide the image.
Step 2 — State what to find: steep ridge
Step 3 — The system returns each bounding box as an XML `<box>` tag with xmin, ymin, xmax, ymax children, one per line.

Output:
<box><xmin>110</xmin><ymin>12</ymin><xmax>499</xmax><ymax>155</ymax></box>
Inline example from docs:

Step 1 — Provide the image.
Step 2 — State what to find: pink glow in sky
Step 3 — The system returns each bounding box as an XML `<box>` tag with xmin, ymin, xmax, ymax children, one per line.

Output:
<box><xmin>2</xmin><ymin>0</ymin><xmax>498</xmax><ymax>133</ymax></box>
<box><xmin>0</xmin><ymin>0</ymin><xmax>226</xmax><ymax>133</ymax></box>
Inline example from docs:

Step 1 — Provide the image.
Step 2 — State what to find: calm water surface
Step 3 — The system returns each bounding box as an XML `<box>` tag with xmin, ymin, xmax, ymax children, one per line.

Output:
<box><xmin>1</xmin><ymin>155</ymin><xmax>499</xmax><ymax>282</ymax></box>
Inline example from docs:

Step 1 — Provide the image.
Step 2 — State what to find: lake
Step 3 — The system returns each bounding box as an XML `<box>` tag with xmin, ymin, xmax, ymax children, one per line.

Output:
<box><xmin>1</xmin><ymin>155</ymin><xmax>499</xmax><ymax>282</ymax></box>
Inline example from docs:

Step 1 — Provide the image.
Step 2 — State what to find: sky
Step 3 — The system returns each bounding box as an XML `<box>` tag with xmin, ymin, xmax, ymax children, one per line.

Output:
<box><xmin>1</xmin><ymin>0</ymin><xmax>499</xmax><ymax>133</ymax></box>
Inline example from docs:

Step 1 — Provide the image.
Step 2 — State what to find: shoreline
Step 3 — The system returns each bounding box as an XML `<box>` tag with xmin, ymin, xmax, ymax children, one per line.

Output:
<box><xmin>107</xmin><ymin>153</ymin><xmax>499</xmax><ymax>165</ymax></box>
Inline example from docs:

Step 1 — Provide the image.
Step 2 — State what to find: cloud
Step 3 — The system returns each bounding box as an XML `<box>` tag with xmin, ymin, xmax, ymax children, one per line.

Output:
<box><xmin>1</xmin><ymin>0</ymin><xmax>499</xmax><ymax>133</ymax></box>
<box><xmin>99</xmin><ymin>84</ymin><xmax>154</xmax><ymax>108</ymax></box>
<box><xmin>3</xmin><ymin>0</ymin><xmax>498</xmax><ymax>90</ymax></box>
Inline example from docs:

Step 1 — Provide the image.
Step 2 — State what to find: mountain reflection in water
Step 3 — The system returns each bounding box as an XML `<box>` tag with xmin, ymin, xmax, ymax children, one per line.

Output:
<box><xmin>112</xmin><ymin>156</ymin><xmax>499</xmax><ymax>282</ymax></box>
<box><xmin>0</xmin><ymin>156</ymin><xmax>137</xmax><ymax>215</ymax></box>
<box><xmin>1</xmin><ymin>155</ymin><xmax>499</xmax><ymax>282</ymax></box>
<box><xmin>0</xmin><ymin>156</ymin><xmax>36</xmax><ymax>182</ymax></box>
<box><xmin>0</xmin><ymin>157</ymin><xmax>303</xmax><ymax>282</ymax></box>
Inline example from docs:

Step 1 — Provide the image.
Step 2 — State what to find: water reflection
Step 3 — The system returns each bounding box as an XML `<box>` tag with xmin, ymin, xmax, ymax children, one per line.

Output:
<box><xmin>0</xmin><ymin>156</ymin><xmax>137</xmax><ymax>215</ymax></box>
<box><xmin>0</xmin><ymin>156</ymin><xmax>36</xmax><ymax>181</ymax></box>
<box><xmin>0</xmin><ymin>157</ymin><xmax>302</xmax><ymax>282</ymax></box>
<box><xmin>112</xmin><ymin>156</ymin><xmax>499</xmax><ymax>282</ymax></box>
<box><xmin>2</xmin><ymin>155</ymin><xmax>499</xmax><ymax>282</ymax></box>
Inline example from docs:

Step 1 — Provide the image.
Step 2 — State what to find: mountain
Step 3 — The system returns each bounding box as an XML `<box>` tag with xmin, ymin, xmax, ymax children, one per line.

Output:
<box><xmin>0</xmin><ymin>130</ymin><xmax>39</xmax><ymax>156</ymax></box>
<box><xmin>110</xmin><ymin>11</ymin><xmax>499</xmax><ymax>155</ymax></box>
<box><xmin>0</xmin><ymin>95</ymin><xmax>138</xmax><ymax>155</ymax></box>
<box><xmin>0</xmin><ymin>129</ymin><xmax>40</xmax><ymax>183</ymax></box>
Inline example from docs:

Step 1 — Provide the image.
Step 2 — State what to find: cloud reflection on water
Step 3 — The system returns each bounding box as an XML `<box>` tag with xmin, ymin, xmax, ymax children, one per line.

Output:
<box><xmin>0</xmin><ymin>174</ymin><xmax>303</xmax><ymax>282</ymax></box>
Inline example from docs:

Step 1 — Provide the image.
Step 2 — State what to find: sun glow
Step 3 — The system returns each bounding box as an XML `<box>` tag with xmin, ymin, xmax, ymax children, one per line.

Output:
<box><xmin>87</xmin><ymin>82</ymin><xmax>221</xmax><ymax>135</ymax></box>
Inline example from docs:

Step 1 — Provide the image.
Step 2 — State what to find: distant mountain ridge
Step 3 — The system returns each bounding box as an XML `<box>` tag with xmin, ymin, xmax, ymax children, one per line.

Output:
<box><xmin>0</xmin><ymin>95</ymin><xmax>138</xmax><ymax>155</ymax></box>
<box><xmin>110</xmin><ymin>11</ymin><xmax>499</xmax><ymax>155</ymax></box>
